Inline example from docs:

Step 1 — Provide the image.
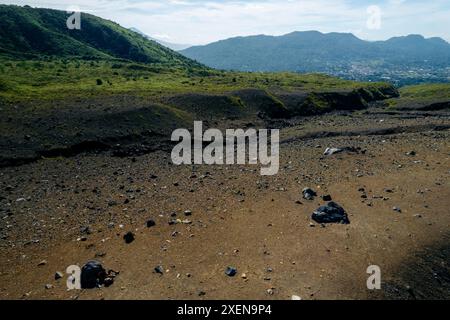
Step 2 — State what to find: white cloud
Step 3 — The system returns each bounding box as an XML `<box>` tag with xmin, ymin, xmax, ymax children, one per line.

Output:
<box><xmin>2</xmin><ymin>0</ymin><xmax>449</xmax><ymax>44</ymax></box>
<box><xmin>151</xmin><ymin>33</ymin><xmax>172</xmax><ymax>40</ymax></box>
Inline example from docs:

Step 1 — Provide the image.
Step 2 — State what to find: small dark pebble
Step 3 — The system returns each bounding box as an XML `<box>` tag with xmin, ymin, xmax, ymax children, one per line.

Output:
<box><xmin>146</xmin><ymin>219</ymin><xmax>156</xmax><ymax>228</ymax></box>
<box><xmin>123</xmin><ymin>232</ymin><xmax>135</xmax><ymax>244</ymax></box>
<box><xmin>225</xmin><ymin>266</ymin><xmax>237</xmax><ymax>277</ymax></box>
<box><xmin>302</xmin><ymin>188</ymin><xmax>317</xmax><ymax>200</ymax></box>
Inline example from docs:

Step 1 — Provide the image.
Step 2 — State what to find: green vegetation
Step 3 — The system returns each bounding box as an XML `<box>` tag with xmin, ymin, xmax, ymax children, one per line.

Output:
<box><xmin>0</xmin><ymin>4</ymin><xmax>197</xmax><ymax>66</ymax></box>
<box><xmin>0</xmin><ymin>5</ymin><xmax>446</xmax><ymax>167</ymax></box>
<box><xmin>386</xmin><ymin>83</ymin><xmax>450</xmax><ymax>109</ymax></box>
<box><xmin>0</xmin><ymin>5</ymin><xmax>396</xmax><ymax>105</ymax></box>
<box><xmin>0</xmin><ymin>58</ymin><xmax>394</xmax><ymax>103</ymax></box>
<box><xmin>399</xmin><ymin>83</ymin><xmax>450</xmax><ymax>101</ymax></box>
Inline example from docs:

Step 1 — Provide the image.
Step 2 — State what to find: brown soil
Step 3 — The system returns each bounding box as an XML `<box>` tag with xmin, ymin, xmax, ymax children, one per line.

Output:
<box><xmin>0</xmin><ymin>109</ymin><xmax>449</xmax><ymax>300</ymax></box>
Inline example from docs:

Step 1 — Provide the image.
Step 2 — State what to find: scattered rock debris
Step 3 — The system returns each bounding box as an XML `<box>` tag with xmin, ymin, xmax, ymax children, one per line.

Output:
<box><xmin>225</xmin><ymin>266</ymin><xmax>237</xmax><ymax>277</ymax></box>
<box><xmin>302</xmin><ymin>187</ymin><xmax>317</xmax><ymax>200</ymax></box>
<box><xmin>323</xmin><ymin>146</ymin><xmax>360</xmax><ymax>156</ymax></box>
<box><xmin>37</xmin><ymin>260</ymin><xmax>47</xmax><ymax>266</ymax></box>
<box><xmin>146</xmin><ymin>219</ymin><xmax>156</xmax><ymax>228</ymax></box>
<box><xmin>393</xmin><ymin>207</ymin><xmax>402</xmax><ymax>213</ymax></box>
<box><xmin>154</xmin><ymin>265</ymin><xmax>164</xmax><ymax>275</ymax></box>
<box><xmin>123</xmin><ymin>231</ymin><xmax>135</xmax><ymax>244</ymax></box>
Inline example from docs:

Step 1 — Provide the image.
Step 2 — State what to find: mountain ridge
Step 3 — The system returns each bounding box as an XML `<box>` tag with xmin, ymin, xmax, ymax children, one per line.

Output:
<box><xmin>181</xmin><ymin>31</ymin><xmax>450</xmax><ymax>85</ymax></box>
<box><xmin>0</xmin><ymin>4</ymin><xmax>200</xmax><ymax>68</ymax></box>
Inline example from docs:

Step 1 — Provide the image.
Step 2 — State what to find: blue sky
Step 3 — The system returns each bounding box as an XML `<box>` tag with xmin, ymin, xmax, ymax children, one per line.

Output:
<box><xmin>2</xmin><ymin>0</ymin><xmax>450</xmax><ymax>45</ymax></box>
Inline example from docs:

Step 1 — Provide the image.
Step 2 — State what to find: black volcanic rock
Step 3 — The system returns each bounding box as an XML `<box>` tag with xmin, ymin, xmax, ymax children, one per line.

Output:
<box><xmin>302</xmin><ymin>187</ymin><xmax>317</xmax><ymax>200</ymax></box>
<box><xmin>81</xmin><ymin>260</ymin><xmax>106</xmax><ymax>289</ymax></box>
<box><xmin>312</xmin><ymin>202</ymin><xmax>350</xmax><ymax>224</ymax></box>
<box><xmin>123</xmin><ymin>231</ymin><xmax>135</xmax><ymax>244</ymax></box>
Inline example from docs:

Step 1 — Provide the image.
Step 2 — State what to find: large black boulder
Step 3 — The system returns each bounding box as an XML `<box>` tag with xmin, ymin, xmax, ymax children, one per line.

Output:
<box><xmin>311</xmin><ymin>202</ymin><xmax>350</xmax><ymax>224</ymax></box>
<box><xmin>81</xmin><ymin>260</ymin><xmax>107</xmax><ymax>289</ymax></box>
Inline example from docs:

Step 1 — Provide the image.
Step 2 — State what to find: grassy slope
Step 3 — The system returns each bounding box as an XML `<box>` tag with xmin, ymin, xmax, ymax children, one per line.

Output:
<box><xmin>0</xmin><ymin>5</ymin><xmax>198</xmax><ymax>67</ymax></box>
<box><xmin>0</xmin><ymin>57</ymin><xmax>400</xmax><ymax>166</ymax></box>
<box><xmin>386</xmin><ymin>83</ymin><xmax>450</xmax><ymax>109</ymax></box>
<box><xmin>0</xmin><ymin>58</ymin><xmax>394</xmax><ymax>103</ymax></box>
<box><xmin>0</xmin><ymin>5</ymin><xmax>446</xmax><ymax>167</ymax></box>
<box><xmin>0</xmin><ymin>5</ymin><xmax>395</xmax><ymax>106</ymax></box>
<box><xmin>399</xmin><ymin>83</ymin><xmax>450</xmax><ymax>101</ymax></box>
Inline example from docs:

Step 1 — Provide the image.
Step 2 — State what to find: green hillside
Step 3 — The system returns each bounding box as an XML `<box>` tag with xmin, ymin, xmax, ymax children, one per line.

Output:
<box><xmin>0</xmin><ymin>5</ymin><xmax>398</xmax><ymax>106</ymax></box>
<box><xmin>0</xmin><ymin>5</ymin><xmax>404</xmax><ymax>167</ymax></box>
<box><xmin>386</xmin><ymin>83</ymin><xmax>450</xmax><ymax>110</ymax></box>
<box><xmin>0</xmin><ymin>4</ymin><xmax>200</xmax><ymax>67</ymax></box>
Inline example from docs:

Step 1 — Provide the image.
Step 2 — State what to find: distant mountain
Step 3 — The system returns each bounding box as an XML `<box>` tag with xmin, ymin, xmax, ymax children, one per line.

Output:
<box><xmin>181</xmin><ymin>31</ymin><xmax>450</xmax><ymax>85</ymax></box>
<box><xmin>0</xmin><ymin>5</ymin><xmax>199</xmax><ymax>67</ymax></box>
<box><xmin>129</xmin><ymin>27</ymin><xmax>191</xmax><ymax>51</ymax></box>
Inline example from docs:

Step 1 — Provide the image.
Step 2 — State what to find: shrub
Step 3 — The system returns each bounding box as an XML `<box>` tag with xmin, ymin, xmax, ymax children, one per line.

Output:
<box><xmin>0</xmin><ymin>79</ymin><xmax>9</xmax><ymax>91</ymax></box>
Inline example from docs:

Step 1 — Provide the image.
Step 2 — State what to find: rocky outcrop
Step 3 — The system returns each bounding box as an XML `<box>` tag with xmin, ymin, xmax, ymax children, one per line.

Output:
<box><xmin>277</xmin><ymin>84</ymin><xmax>399</xmax><ymax>116</ymax></box>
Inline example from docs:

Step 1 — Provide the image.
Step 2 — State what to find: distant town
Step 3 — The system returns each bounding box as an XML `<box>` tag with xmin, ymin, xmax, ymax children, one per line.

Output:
<box><xmin>326</xmin><ymin>63</ymin><xmax>450</xmax><ymax>86</ymax></box>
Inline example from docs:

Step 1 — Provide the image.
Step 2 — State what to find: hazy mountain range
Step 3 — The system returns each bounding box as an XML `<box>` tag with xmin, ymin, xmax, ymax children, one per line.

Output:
<box><xmin>181</xmin><ymin>31</ymin><xmax>450</xmax><ymax>85</ymax></box>
<box><xmin>1</xmin><ymin>4</ymin><xmax>448</xmax><ymax>86</ymax></box>
<box><xmin>129</xmin><ymin>27</ymin><xmax>191</xmax><ymax>51</ymax></box>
